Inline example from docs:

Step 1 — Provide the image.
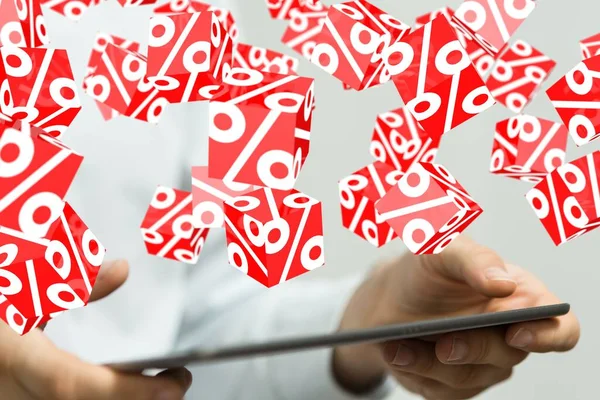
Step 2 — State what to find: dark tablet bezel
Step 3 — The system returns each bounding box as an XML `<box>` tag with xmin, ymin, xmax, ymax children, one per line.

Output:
<box><xmin>107</xmin><ymin>303</ymin><xmax>570</xmax><ymax>372</ymax></box>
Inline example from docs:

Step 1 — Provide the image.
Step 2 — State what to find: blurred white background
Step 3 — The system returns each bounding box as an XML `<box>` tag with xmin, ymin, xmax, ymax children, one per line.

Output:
<box><xmin>232</xmin><ymin>1</ymin><xmax>598</xmax><ymax>399</ymax></box>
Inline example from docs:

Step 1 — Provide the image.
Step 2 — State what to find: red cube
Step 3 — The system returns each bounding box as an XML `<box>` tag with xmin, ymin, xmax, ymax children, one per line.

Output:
<box><xmin>0</xmin><ymin>203</ymin><xmax>105</xmax><ymax>334</ymax></box>
<box><xmin>451</xmin><ymin>0</ymin><xmax>537</xmax><ymax>57</ymax></box>
<box><xmin>140</xmin><ymin>186</ymin><xmax>210</xmax><ymax>264</ymax></box>
<box><xmin>370</xmin><ymin>106</ymin><xmax>440</xmax><ymax>173</ymax></box>
<box><xmin>0</xmin><ymin>47</ymin><xmax>81</xmax><ymax>139</ymax></box>
<box><xmin>491</xmin><ymin>115</ymin><xmax>568</xmax><ymax>183</ymax></box>
<box><xmin>233</xmin><ymin>42</ymin><xmax>299</xmax><ymax>75</ymax></box>
<box><xmin>84</xmin><ymin>43</ymin><xmax>169</xmax><ymax>124</ymax></box>
<box><xmin>208</xmin><ymin>68</ymin><xmax>314</xmax><ymax>190</ymax></box>
<box><xmin>580</xmin><ymin>32</ymin><xmax>600</xmax><ymax>60</ymax></box>
<box><xmin>146</xmin><ymin>11</ymin><xmax>233</xmax><ymax>103</ymax></box>
<box><xmin>391</xmin><ymin>16</ymin><xmax>495</xmax><ymax>137</ymax></box>
<box><xmin>310</xmin><ymin>0</ymin><xmax>410</xmax><ymax>90</ymax></box>
<box><xmin>547</xmin><ymin>54</ymin><xmax>600</xmax><ymax>147</ymax></box>
<box><xmin>41</xmin><ymin>0</ymin><xmax>105</xmax><ymax>22</ymax></box>
<box><xmin>375</xmin><ymin>162</ymin><xmax>482</xmax><ymax>254</ymax></box>
<box><xmin>415</xmin><ymin>7</ymin><xmax>497</xmax><ymax>78</ymax></box>
<box><xmin>0</xmin><ymin>0</ymin><xmax>48</xmax><ymax>47</ymax></box>
<box><xmin>84</xmin><ymin>33</ymin><xmax>141</xmax><ymax>122</ymax></box>
<box><xmin>281</xmin><ymin>3</ymin><xmax>329</xmax><ymax>60</ymax></box>
<box><xmin>526</xmin><ymin>151</ymin><xmax>600</xmax><ymax>245</ymax></box>
<box><xmin>0</xmin><ymin>122</ymin><xmax>82</xmax><ymax>239</ymax></box>
<box><xmin>224</xmin><ymin>187</ymin><xmax>324</xmax><ymax>287</ymax></box>
<box><xmin>339</xmin><ymin>162</ymin><xmax>402</xmax><ymax>247</ymax></box>
<box><xmin>154</xmin><ymin>0</ymin><xmax>238</xmax><ymax>42</ymax></box>
<box><xmin>191</xmin><ymin>166</ymin><xmax>256</xmax><ymax>228</ymax></box>
<box><xmin>487</xmin><ymin>40</ymin><xmax>556</xmax><ymax>113</ymax></box>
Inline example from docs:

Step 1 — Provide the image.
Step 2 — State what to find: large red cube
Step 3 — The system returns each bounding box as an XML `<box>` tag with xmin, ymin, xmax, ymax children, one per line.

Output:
<box><xmin>208</xmin><ymin>68</ymin><xmax>314</xmax><ymax>190</ymax></box>
<box><xmin>310</xmin><ymin>0</ymin><xmax>410</xmax><ymax>90</ymax></box>
<box><xmin>375</xmin><ymin>162</ymin><xmax>482</xmax><ymax>254</ymax></box>
<box><xmin>526</xmin><ymin>151</ymin><xmax>600</xmax><ymax>246</ymax></box>
<box><xmin>224</xmin><ymin>187</ymin><xmax>324</xmax><ymax>287</ymax></box>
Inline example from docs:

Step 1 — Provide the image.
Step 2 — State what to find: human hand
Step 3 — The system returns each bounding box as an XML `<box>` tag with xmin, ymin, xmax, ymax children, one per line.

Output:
<box><xmin>333</xmin><ymin>236</ymin><xmax>580</xmax><ymax>399</ymax></box>
<box><xmin>0</xmin><ymin>260</ymin><xmax>192</xmax><ymax>400</ymax></box>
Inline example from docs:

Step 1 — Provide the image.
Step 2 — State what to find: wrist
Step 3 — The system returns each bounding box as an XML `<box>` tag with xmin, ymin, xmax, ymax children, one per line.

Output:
<box><xmin>331</xmin><ymin>274</ymin><xmax>389</xmax><ymax>394</ymax></box>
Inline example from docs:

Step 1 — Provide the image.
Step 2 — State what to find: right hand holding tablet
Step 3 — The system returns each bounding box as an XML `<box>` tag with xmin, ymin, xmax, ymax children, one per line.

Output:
<box><xmin>334</xmin><ymin>236</ymin><xmax>580</xmax><ymax>399</ymax></box>
<box><xmin>0</xmin><ymin>260</ymin><xmax>191</xmax><ymax>400</ymax></box>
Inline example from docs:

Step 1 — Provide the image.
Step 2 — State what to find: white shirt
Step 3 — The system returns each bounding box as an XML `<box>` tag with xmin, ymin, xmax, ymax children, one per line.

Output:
<box><xmin>42</xmin><ymin>1</ymin><xmax>398</xmax><ymax>398</ymax></box>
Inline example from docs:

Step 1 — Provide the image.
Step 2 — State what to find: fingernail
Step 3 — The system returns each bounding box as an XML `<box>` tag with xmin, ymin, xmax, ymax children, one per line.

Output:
<box><xmin>388</xmin><ymin>344</ymin><xmax>415</xmax><ymax>366</ymax></box>
<box><xmin>155</xmin><ymin>389</ymin><xmax>180</xmax><ymax>400</ymax></box>
<box><xmin>509</xmin><ymin>328</ymin><xmax>533</xmax><ymax>348</ymax></box>
<box><xmin>485</xmin><ymin>267</ymin><xmax>515</xmax><ymax>282</ymax></box>
<box><xmin>447</xmin><ymin>338</ymin><xmax>469</xmax><ymax>362</ymax></box>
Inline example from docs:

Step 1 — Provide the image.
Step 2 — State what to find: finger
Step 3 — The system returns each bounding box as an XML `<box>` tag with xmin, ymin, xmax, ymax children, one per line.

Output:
<box><xmin>89</xmin><ymin>259</ymin><xmax>129</xmax><ymax>303</ymax></box>
<box><xmin>156</xmin><ymin>368</ymin><xmax>193</xmax><ymax>391</ymax></box>
<box><xmin>73</xmin><ymin>364</ymin><xmax>188</xmax><ymax>400</ymax></box>
<box><xmin>383</xmin><ymin>339</ymin><xmax>512</xmax><ymax>389</ymax></box>
<box><xmin>436</xmin><ymin>236</ymin><xmax>517</xmax><ymax>298</ymax></box>
<box><xmin>435</xmin><ymin>328</ymin><xmax>528</xmax><ymax>368</ymax></box>
<box><xmin>506</xmin><ymin>312</ymin><xmax>580</xmax><ymax>353</ymax></box>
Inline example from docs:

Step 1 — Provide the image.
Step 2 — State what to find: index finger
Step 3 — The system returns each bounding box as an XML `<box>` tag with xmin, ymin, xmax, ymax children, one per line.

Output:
<box><xmin>434</xmin><ymin>236</ymin><xmax>518</xmax><ymax>298</ymax></box>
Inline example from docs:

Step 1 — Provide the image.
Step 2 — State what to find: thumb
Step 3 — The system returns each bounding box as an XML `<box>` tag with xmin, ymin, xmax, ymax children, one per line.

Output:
<box><xmin>433</xmin><ymin>236</ymin><xmax>517</xmax><ymax>298</ymax></box>
<box><xmin>40</xmin><ymin>259</ymin><xmax>129</xmax><ymax>330</ymax></box>
<box><xmin>89</xmin><ymin>259</ymin><xmax>130</xmax><ymax>302</ymax></box>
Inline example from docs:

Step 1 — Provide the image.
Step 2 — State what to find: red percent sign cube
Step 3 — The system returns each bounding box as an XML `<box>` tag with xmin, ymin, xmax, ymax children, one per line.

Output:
<box><xmin>281</xmin><ymin>2</ymin><xmax>329</xmax><ymax>60</ymax></box>
<box><xmin>0</xmin><ymin>122</ymin><xmax>82</xmax><ymax>239</ymax></box>
<box><xmin>224</xmin><ymin>187</ymin><xmax>324</xmax><ymax>288</ymax></box>
<box><xmin>526</xmin><ymin>151</ymin><xmax>600</xmax><ymax>246</ymax></box>
<box><xmin>581</xmin><ymin>32</ymin><xmax>600</xmax><ymax>60</ymax></box>
<box><xmin>370</xmin><ymin>106</ymin><xmax>440</xmax><ymax>173</ymax></box>
<box><xmin>0</xmin><ymin>202</ymin><xmax>105</xmax><ymax>335</ymax></box>
<box><xmin>41</xmin><ymin>0</ymin><xmax>105</xmax><ymax>22</ymax></box>
<box><xmin>84</xmin><ymin>33</ymin><xmax>141</xmax><ymax>122</ymax></box>
<box><xmin>154</xmin><ymin>0</ymin><xmax>238</xmax><ymax>42</ymax></box>
<box><xmin>0</xmin><ymin>47</ymin><xmax>81</xmax><ymax>139</ymax></box>
<box><xmin>140</xmin><ymin>186</ymin><xmax>210</xmax><ymax>264</ymax></box>
<box><xmin>191</xmin><ymin>166</ymin><xmax>256</xmax><ymax>228</ymax></box>
<box><xmin>117</xmin><ymin>0</ymin><xmax>157</xmax><ymax>7</ymax></box>
<box><xmin>451</xmin><ymin>0</ymin><xmax>537</xmax><ymax>57</ymax></box>
<box><xmin>83</xmin><ymin>43</ymin><xmax>169</xmax><ymax>124</ymax></box>
<box><xmin>547</xmin><ymin>54</ymin><xmax>600</xmax><ymax>147</ymax></box>
<box><xmin>0</xmin><ymin>295</ymin><xmax>50</xmax><ymax>335</ymax></box>
<box><xmin>391</xmin><ymin>15</ymin><xmax>495</xmax><ymax>137</ymax></box>
<box><xmin>146</xmin><ymin>11</ymin><xmax>233</xmax><ymax>104</ymax></box>
<box><xmin>339</xmin><ymin>162</ymin><xmax>402</xmax><ymax>247</ymax></box>
<box><xmin>487</xmin><ymin>40</ymin><xmax>556</xmax><ymax>113</ymax></box>
<box><xmin>208</xmin><ymin>68</ymin><xmax>314</xmax><ymax>190</ymax></box>
<box><xmin>233</xmin><ymin>42</ymin><xmax>299</xmax><ymax>76</ymax></box>
<box><xmin>415</xmin><ymin>7</ymin><xmax>497</xmax><ymax>79</ymax></box>
<box><xmin>266</xmin><ymin>0</ymin><xmax>322</xmax><ymax>20</ymax></box>
<box><xmin>310</xmin><ymin>0</ymin><xmax>410</xmax><ymax>91</ymax></box>
<box><xmin>375</xmin><ymin>162</ymin><xmax>482</xmax><ymax>255</ymax></box>
<box><xmin>0</xmin><ymin>225</ymin><xmax>48</xmax><ymax>269</ymax></box>
<box><xmin>0</xmin><ymin>0</ymin><xmax>48</xmax><ymax>47</ymax></box>
<box><xmin>490</xmin><ymin>115</ymin><xmax>568</xmax><ymax>183</ymax></box>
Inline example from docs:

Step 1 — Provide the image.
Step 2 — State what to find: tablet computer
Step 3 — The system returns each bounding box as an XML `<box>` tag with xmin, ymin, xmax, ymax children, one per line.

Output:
<box><xmin>107</xmin><ymin>303</ymin><xmax>570</xmax><ymax>372</ymax></box>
